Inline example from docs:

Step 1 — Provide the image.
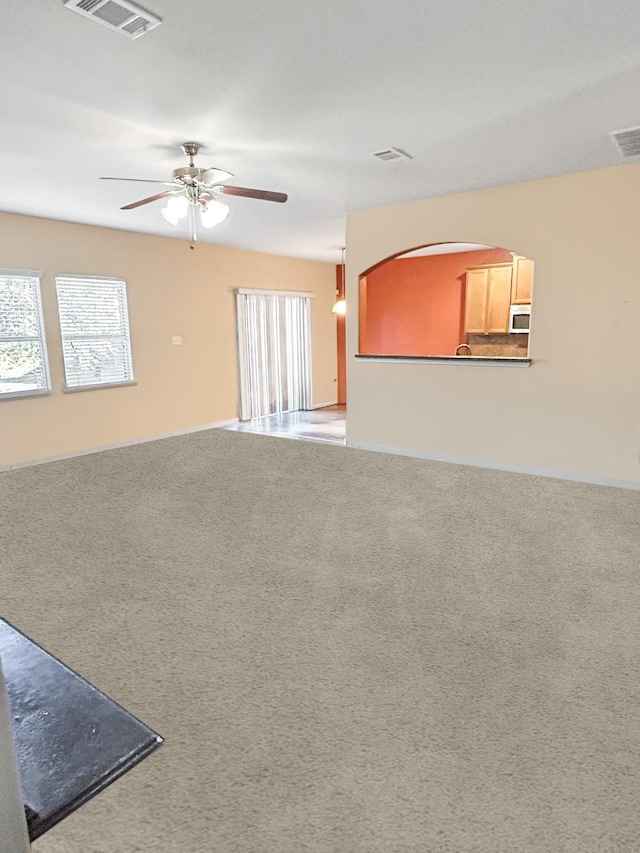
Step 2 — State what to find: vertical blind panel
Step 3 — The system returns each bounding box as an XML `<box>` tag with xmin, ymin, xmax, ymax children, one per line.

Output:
<box><xmin>0</xmin><ymin>275</ymin><xmax>49</xmax><ymax>398</ymax></box>
<box><xmin>236</xmin><ymin>292</ymin><xmax>312</xmax><ymax>421</ymax></box>
<box><xmin>56</xmin><ymin>277</ymin><xmax>134</xmax><ymax>388</ymax></box>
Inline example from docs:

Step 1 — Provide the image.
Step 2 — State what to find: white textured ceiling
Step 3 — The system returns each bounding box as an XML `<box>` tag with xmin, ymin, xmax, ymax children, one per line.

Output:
<box><xmin>1</xmin><ymin>0</ymin><xmax>640</xmax><ymax>262</ymax></box>
<box><xmin>400</xmin><ymin>243</ymin><xmax>493</xmax><ymax>258</ymax></box>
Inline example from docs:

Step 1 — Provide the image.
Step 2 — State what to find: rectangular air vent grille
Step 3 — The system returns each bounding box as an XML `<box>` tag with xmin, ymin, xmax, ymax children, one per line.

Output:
<box><xmin>63</xmin><ymin>0</ymin><xmax>161</xmax><ymax>39</ymax></box>
<box><xmin>372</xmin><ymin>147</ymin><xmax>413</xmax><ymax>162</ymax></box>
<box><xmin>121</xmin><ymin>15</ymin><xmax>149</xmax><ymax>34</ymax></box>
<box><xmin>610</xmin><ymin>127</ymin><xmax>640</xmax><ymax>159</ymax></box>
<box><xmin>93</xmin><ymin>0</ymin><xmax>136</xmax><ymax>27</ymax></box>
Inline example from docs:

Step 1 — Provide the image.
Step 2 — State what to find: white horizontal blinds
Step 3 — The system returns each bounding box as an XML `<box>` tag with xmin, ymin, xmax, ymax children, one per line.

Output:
<box><xmin>0</xmin><ymin>273</ymin><xmax>50</xmax><ymax>399</ymax></box>
<box><xmin>236</xmin><ymin>291</ymin><xmax>312</xmax><ymax>421</ymax></box>
<box><xmin>285</xmin><ymin>295</ymin><xmax>312</xmax><ymax>412</ymax></box>
<box><xmin>56</xmin><ymin>275</ymin><xmax>134</xmax><ymax>389</ymax></box>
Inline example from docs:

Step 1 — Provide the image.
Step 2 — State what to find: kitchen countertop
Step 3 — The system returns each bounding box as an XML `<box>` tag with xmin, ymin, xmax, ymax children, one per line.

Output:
<box><xmin>0</xmin><ymin>617</ymin><xmax>162</xmax><ymax>841</ymax></box>
<box><xmin>355</xmin><ymin>354</ymin><xmax>531</xmax><ymax>366</ymax></box>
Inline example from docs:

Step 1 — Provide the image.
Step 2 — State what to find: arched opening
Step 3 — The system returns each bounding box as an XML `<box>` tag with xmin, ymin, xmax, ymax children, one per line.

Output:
<box><xmin>358</xmin><ymin>242</ymin><xmax>533</xmax><ymax>359</ymax></box>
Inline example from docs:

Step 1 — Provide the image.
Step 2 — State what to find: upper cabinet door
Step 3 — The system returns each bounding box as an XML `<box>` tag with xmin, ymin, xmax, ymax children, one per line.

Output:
<box><xmin>512</xmin><ymin>255</ymin><xmax>534</xmax><ymax>304</ymax></box>
<box><xmin>464</xmin><ymin>268</ymin><xmax>489</xmax><ymax>334</ymax></box>
<box><xmin>485</xmin><ymin>265</ymin><xmax>512</xmax><ymax>333</ymax></box>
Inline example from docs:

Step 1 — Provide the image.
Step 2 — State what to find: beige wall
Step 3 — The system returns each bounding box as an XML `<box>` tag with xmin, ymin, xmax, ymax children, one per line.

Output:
<box><xmin>346</xmin><ymin>163</ymin><xmax>640</xmax><ymax>487</ymax></box>
<box><xmin>0</xmin><ymin>213</ymin><xmax>337</xmax><ymax>467</ymax></box>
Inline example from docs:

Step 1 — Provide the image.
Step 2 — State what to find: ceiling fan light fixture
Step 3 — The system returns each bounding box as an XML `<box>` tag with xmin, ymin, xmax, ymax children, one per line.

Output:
<box><xmin>200</xmin><ymin>200</ymin><xmax>230</xmax><ymax>228</ymax></box>
<box><xmin>161</xmin><ymin>195</ymin><xmax>189</xmax><ymax>226</ymax></box>
<box><xmin>160</xmin><ymin>206</ymin><xmax>180</xmax><ymax>226</ymax></box>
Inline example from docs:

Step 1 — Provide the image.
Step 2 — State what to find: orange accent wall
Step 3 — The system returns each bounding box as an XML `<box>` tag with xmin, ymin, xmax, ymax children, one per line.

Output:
<box><xmin>336</xmin><ymin>264</ymin><xmax>346</xmax><ymax>404</ymax></box>
<box><xmin>360</xmin><ymin>248</ymin><xmax>512</xmax><ymax>356</ymax></box>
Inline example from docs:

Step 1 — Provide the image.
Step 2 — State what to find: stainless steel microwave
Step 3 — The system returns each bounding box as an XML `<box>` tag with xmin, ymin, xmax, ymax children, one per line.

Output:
<box><xmin>509</xmin><ymin>304</ymin><xmax>531</xmax><ymax>334</ymax></box>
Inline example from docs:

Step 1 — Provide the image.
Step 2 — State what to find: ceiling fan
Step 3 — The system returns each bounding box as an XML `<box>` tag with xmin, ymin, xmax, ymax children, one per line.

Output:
<box><xmin>100</xmin><ymin>142</ymin><xmax>288</xmax><ymax>241</ymax></box>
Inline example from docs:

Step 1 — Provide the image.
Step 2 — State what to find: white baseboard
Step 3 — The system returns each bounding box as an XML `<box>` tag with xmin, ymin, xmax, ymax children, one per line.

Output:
<box><xmin>310</xmin><ymin>401</ymin><xmax>338</xmax><ymax>409</ymax></box>
<box><xmin>0</xmin><ymin>419</ymin><xmax>240</xmax><ymax>472</ymax></box>
<box><xmin>346</xmin><ymin>439</ymin><xmax>640</xmax><ymax>491</ymax></box>
<box><xmin>9</xmin><ymin>420</ymin><xmax>634</xmax><ymax>492</ymax></box>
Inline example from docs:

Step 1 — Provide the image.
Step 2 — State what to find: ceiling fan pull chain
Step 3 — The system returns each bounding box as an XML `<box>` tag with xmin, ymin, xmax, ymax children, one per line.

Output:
<box><xmin>189</xmin><ymin>203</ymin><xmax>197</xmax><ymax>244</ymax></box>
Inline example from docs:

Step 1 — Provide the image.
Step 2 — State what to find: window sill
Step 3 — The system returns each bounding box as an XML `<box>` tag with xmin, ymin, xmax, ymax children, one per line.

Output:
<box><xmin>355</xmin><ymin>355</ymin><xmax>531</xmax><ymax>367</ymax></box>
<box><xmin>62</xmin><ymin>381</ymin><xmax>138</xmax><ymax>394</ymax></box>
<box><xmin>0</xmin><ymin>389</ymin><xmax>52</xmax><ymax>402</ymax></box>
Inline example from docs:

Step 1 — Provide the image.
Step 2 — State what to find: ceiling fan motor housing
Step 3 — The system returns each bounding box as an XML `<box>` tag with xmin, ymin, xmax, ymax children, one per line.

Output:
<box><xmin>173</xmin><ymin>166</ymin><xmax>204</xmax><ymax>185</ymax></box>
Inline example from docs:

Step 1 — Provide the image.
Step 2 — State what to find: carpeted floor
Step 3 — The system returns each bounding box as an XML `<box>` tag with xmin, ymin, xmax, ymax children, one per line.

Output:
<box><xmin>2</xmin><ymin>429</ymin><xmax>640</xmax><ymax>852</ymax></box>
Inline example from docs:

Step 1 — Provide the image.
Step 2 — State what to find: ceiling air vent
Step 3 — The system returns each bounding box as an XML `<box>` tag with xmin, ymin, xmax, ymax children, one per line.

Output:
<box><xmin>63</xmin><ymin>0</ymin><xmax>161</xmax><ymax>39</ymax></box>
<box><xmin>372</xmin><ymin>148</ymin><xmax>413</xmax><ymax>162</ymax></box>
<box><xmin>610</xmin><ymin>126</ymin><xmax>640</xmax><ymax>159</ymax></box>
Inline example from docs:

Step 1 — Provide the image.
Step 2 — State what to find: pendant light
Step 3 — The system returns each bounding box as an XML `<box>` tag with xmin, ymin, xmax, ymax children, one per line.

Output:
<box><xmin>331</xmin><ymin>246</ymin><xmax>346</xmax><ymax>315</ymax></box>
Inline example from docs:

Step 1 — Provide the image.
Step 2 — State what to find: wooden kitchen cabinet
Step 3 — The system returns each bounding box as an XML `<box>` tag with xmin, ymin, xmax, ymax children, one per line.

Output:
<box><xmin>464</xmin><ymin>263</ymin><xmax>512</xmax><ymax>334</ymax></box>
<box><xmin>511</xmin><ymin>254</ymin><xmax>534</xmax><ymax>304</ymax></box>
<box><xmin>463</xmin><ymin>268</ymin><xmax>489</xmax><ymax>333</ymax></box>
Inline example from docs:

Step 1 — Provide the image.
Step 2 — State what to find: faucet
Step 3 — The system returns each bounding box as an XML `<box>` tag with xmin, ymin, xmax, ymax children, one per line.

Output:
<box><xmin>455</xmin><ymin>344</ymin><xmax>472</xmax><ymax>356</ymax></box>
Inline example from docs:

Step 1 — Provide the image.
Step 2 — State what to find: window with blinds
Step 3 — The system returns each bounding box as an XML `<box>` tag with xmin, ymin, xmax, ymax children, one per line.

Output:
<box><xmin>55</xmin><ymin>275</ymin><xmax>134</xmax><ymax>390</ymax></box>
<box><xmin>0</xmin><ymin>271</ymin><xmax>50</xmax><ymax>400</ymax></box>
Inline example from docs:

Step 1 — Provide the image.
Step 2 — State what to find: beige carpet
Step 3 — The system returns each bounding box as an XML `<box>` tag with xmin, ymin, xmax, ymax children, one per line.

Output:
<box><xmin>2</xmin><ymin>429</ymin><xmax>640</xmax><ymax>852</ymax></box>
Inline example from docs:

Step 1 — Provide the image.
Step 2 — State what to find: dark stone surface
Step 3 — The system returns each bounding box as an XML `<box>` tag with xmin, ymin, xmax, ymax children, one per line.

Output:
<box><xmin>0</xmin><ymin>617</ymin><xmax>162</xmax><ymax>841</ymax></box>
<box><xmin>355</xmin><ymin>354</ymin><xmax>531</xmax><ymax>364</ymax></box>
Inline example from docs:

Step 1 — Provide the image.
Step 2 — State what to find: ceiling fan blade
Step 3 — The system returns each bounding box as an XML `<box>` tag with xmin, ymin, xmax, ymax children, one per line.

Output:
<box><xmin>121</xmin><ymin>191</ymin><xmax>175</xmax><ymax>210</ymax></box>
<box><xmin>101</xmin><ymin>177</ymin><xmax>175</xmax><ymax>185</ymax></box>
<box><xmin>200</xmin><ymin>167</ymin><xmax>234</xmax><ymax>186</ymax></box>
<box><xmin>213</xmin><ymin>185</ymin><xmax>288</xmax><ymax>203</ymax></box>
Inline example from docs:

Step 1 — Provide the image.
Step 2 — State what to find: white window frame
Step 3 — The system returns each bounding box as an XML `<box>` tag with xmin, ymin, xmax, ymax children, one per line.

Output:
<box><xmin>0</xmin><ymin>269</ymin><xmax>51</xmax><ymax>401</ymax></box>
<box><xmin>55</xmin><ymin>274</ymin><xmax>135</xmax><ymax>392</ymax></box>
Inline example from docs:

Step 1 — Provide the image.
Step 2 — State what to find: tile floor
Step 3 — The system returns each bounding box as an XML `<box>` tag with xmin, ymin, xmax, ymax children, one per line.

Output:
<box><xmin>224</xmin><ymin>405</ymin><xmax>346</xmax><ymax>446</ymax></box>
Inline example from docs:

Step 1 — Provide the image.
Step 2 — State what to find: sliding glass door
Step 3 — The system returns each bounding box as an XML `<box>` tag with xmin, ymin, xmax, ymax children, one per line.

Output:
<box><xmin>235</xmin><ymin>289</ymin><xmax>313</xmax><ymax>421</ymax></box>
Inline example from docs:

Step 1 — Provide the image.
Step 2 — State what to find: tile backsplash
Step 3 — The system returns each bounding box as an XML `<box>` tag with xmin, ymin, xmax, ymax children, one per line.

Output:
<box><xmin>467</xmin><ymin>333</ymin><xmax>529</xmax><ymax>358</ymax></box>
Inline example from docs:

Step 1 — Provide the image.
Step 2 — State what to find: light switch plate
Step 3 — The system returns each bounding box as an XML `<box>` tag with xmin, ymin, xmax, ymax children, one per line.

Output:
<box><xmin>172</xmin><ymin>336</ymin><xmax>183</xmax><ymax>346</ymax></box>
